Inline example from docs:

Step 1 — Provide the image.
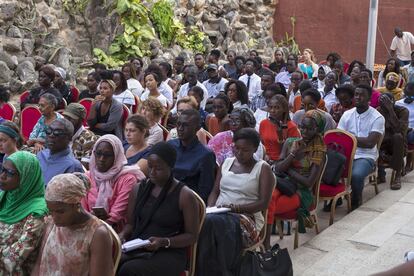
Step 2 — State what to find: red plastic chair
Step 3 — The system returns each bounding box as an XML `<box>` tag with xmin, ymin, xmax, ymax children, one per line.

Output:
<box><xmin>70</xmin><ymin>85</ymin><xmax>80</xmax><ymax>103</ymax></box>
<box><xmin>20</xmin><ymin>91</ymin><xmax>30</xmax><ymax>105</ymax></box>
<box><xmin>122</xmin><ymin>104</ymin><xmax>130</xmax><ymax>128</ymax></box>
<box><xmin>79</xmin><ymin>98</ymin><xmax>94</xmax><ymax>127</ymax></box>
<box><xmin>0</xmin><ymin>103</ymin><xmax>16</xmax><ymax>121</ymax></box>
<box><xmin>275</xmin><ymin>157</ymin><xmax>327</xmax><ymax>249</ymax></box>
<box><xmin>20</xmin><ymin>105</ymin><xmax>42</xmax><ymax>141</ymax></box>
<box><xmin>319</xmin><ymin>129</ymin><xmax>357</xmax><ymax>225</ymax></box>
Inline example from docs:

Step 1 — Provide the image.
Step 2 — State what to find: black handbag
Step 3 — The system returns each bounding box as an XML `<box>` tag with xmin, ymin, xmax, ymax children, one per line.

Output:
<box><xmin>322</xmin><ymin>143</ymin><xmax>346</xmax><ymax>186</ymax></box>
<box><xmin>274</xmin><ymin>172</ymin><xmax>297</xmax><ymax>196</ymax></box>
<box><xmin>238</xmin><ymin>244</ymin><xmax>293</xmax><ymax>276</ymax></box>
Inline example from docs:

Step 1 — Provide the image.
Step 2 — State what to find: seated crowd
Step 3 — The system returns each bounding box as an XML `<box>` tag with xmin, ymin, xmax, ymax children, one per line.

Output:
<box><xmin>2</xmin><ymin>45</ymin><xmax>414</xmax><ymax>276</ymax></box>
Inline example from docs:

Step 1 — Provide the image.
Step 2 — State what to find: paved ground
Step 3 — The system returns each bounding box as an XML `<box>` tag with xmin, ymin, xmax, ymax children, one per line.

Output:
<box><xmin>270</xmin><ymin>169</ymin><xmax>414</xmax><ymax>276</ymax></box>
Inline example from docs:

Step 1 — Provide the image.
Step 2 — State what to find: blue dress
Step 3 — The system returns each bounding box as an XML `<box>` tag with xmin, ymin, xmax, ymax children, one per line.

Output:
<box><xmin>123</xmin><ymin>143</ymin><xmax>151</xmax><ymax>165</ymax></box>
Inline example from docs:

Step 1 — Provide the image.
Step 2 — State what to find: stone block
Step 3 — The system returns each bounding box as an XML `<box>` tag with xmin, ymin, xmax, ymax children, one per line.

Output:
<box><xmin>0</xmin><ymin>61</ymin><xmax>13</xmax><ymax>83</ymax></box>
<box><xmin>22</xmin><ymin>39</ymin><xmax>35</xmax><ymax>56</ymax></box>
<box><xmin>2</xmin><ymin>37</ymin><xmax>22</xmax><ymax>52</ymax></box>
<box><xmin>0</xmin><ymin>50</ymin><xmax>18</xmax><ymax>70</ymax></box>
<box><xmin>16</xmin><ymin>60</ymin><xmax>37</xmax><ymax>83</ymax></box>
<box><xmin>6</xmin><ymin>25</ymin><xmax>22</xmax><ymax>38</ymax></box>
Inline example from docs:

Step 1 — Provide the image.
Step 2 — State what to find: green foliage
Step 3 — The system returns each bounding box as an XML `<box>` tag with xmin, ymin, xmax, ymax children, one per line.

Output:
<box><xmin>93</xmin><ymin>48</ymin><xmax>124</xmax><ymax>68</ymax></box>
<box><xmin>150</xmin><ymin>0</ymin><xmax>176</xmax><ymax>46</ymax></box>
<box><xmin>275</xmin><ymin>16</ymin><xmax>300</xmax><ymax>55</ymax></box>
<box><xmin>109</xmin><ymin>0</ymin><xmax>155</xmax><ymax>60</ymax></box>
<box><xmin>93</xmin><ymin>0</ymin><xmax>207</xmax><ymax>67</ymax></box>
<box><xmin>62</xmin><ymin>0</ymin><xmax>90</xmax><ymax>14</ymax></box>
<box><xmin>176</xmin><ymin>25</ymin><xmax>206</xmax><ymax>53</ymax></box>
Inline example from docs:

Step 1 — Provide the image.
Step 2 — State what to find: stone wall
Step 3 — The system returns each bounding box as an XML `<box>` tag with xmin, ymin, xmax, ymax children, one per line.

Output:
<box><xmin>174</xmin><ymin>0</ymin><xmax>277</xmax><ymax>62</ymax></box>
<box><xmin>0</xmin><ymin>0</ymin><xmax>116</xmax><ymax>92</ymax></box>
<box><xmin>0</xmin><ymin>0</ymin><xmax>277</xmax><ymax>93</ymax></box>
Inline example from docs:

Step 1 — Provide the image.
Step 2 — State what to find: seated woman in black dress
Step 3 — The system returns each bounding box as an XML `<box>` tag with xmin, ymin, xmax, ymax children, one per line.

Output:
<box><xmin>21</xmin><ymin>65</ymin><xmax>62</xmax><ymax>110</ymax></box>
<box><xmin>79</xmin><ymin>72</ymin><xmax>101</xmax><ymax>100</ymax></box>
<box><xmin>118</xmin><ymin>142</ymin><xmax>200</xmax><ymax>276</ymax></box>
<box><xmin>124</xmin><ymin>114</ymin><xmax>151</xmax><ymax>175</ymax></box>
<box><xmin>87</xmin><ymin>79</ymin><xmax>123</xmax><ymax>139</ymax></box>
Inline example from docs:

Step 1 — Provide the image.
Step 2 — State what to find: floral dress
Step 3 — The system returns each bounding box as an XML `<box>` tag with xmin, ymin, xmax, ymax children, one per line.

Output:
<box><xmin>38</xmin><ymin>216</ymin><xmax>103</xmax><ymax>276</ymax></box>
<box><xmin>29</xmin><ymin>112</ymin><xmax>63</xmax><ymax>140</ymax></box>
<box><xmin>0</xmin><ymin>214</ymin><xmax>45</xmax><ymax>275</ymax></box>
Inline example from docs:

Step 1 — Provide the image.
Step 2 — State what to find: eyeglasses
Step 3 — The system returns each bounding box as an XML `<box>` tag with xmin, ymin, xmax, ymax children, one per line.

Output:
<box><xmin>0</xmin><ymin>167</ymin><xmax>17</xmax><ymax>177</ymax></box>
<box><xmin>45</xmin><ymin>127</ymin><xmax>67</xmax><ymax>137</ymax></box>
<box><xmin>94</xmin><ymin>151</ymin><xmax>114</xmax><ymax>158</ymax></box>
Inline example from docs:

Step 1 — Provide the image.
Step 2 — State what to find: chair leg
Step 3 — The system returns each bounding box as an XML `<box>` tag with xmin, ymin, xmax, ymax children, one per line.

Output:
<box><xmin>293</xmin><ymin>221</ymin><xmax>299</xmax><ymax>249</ymax></box>
<box><xmin>277</xmin><ymin>220</ymin><xmax>284</xmax><ymax>240</ymax></box>
<box><xmin>345</xmin><ymin>193</ymin><xmax>352</xmax><ymax>213</ymax></box>
<box><xmin>313</xmin><ymin>214</ymin><xmax>319</xmax><ymax>234</ymax></box>
<box><xmin>390</xmin><ymin>170</ymin><xmax>396</xmax><ymax>187</ymax></box>
<box><xmin>329</xmin><ymin>196</ymin><xmax>339</xmax><ymax>226</ymax></box>
<box><xmin>373</xmin><ymin>176</ymin><xmax>379</xmax><ymax>195</ymax></box>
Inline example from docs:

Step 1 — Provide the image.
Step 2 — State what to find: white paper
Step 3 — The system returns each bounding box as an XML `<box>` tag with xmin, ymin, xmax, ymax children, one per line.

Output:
<box><xmin>206</xmin><ymin>206</ymin><xmax>231</xmax><ymax>214</ymax></box>
<box><xmin>122</xmin><ymin>238</ymin><xmax>151</xmax><ymax>252</ymax></box>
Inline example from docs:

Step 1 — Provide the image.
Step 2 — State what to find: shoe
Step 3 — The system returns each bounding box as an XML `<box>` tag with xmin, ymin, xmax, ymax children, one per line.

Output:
<box><xmin>323</xmin><ymin>198</ymin><xmax>343</xmax><ymax>212</ymax></box>
<box><xmin>391</xmin><ymin>177</ymin><xmax>402</xmax><ymax>190</ymax></box>
<box><xmin>378</xmin><ymin>175</ymin><xmax>386</xmax><ymax>184</ymax></box>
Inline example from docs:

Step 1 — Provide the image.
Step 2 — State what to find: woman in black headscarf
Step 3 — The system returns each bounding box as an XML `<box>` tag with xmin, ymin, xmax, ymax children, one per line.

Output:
<box><xmin>117</xmin><ymin>142</ymin><xmax>200</xmax><ymax>276</ymax></box>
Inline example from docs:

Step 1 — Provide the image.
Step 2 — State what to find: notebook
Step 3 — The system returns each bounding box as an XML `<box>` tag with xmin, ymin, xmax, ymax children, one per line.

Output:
<box><xmin>206</xmin><ymin>206</ymin><xmax>231</xmax><ymax>214</ymax></box>
<box><xmin>121</xmin><ymin>238</ymin><xmax>151</xmax><ymax>252</ymax></box>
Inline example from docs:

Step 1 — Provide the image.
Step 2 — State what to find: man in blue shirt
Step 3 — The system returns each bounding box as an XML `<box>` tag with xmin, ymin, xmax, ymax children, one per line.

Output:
<box><xmin>37</xmin><ymin>117</ymin><xmax>83</xmax><ymax>185</ymax></box>
<box><xmin>168</xmin><ymin>109</ymin><xmax>216</xmax><ymax>203</ymax></box>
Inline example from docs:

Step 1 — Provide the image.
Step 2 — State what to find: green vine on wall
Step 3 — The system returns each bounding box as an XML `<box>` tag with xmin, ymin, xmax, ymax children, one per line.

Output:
<box><xmin>275</xmin><ymin>16</ymin><xmax>300</xmax><ymax>55</ymax></box>
<box><xmin>63</xmin><ymin>0</ymin><xmax>207</xmax><ymax>68</ymax></box>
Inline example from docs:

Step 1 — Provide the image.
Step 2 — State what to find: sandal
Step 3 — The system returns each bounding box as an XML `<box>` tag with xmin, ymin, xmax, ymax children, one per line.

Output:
<box><xmin>391</xmin><ymin>177</ymin><xmax>402</xmax><ymax>190</ymax></box>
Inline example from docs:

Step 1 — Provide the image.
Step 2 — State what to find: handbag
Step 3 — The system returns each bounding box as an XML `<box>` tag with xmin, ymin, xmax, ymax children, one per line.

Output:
<box><xmin>322</xmin><ymin>143</ymin><xmax>346</xmax><ymax>186</ymax></box>
<box><xmin>274</xmin><ymin>172</ymin><xmax>297</xmax><ymax>196</ymax></box>
<box><xmin>238</xmin><ymin>244</ymin><xmax>293</xmax><ymax>276</ymax></box>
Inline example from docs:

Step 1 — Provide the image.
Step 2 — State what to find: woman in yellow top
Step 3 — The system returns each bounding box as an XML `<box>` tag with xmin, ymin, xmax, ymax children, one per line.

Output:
<box><xmin>378</xmin><ymin>72</ymin><xmax>404</xmax><ymax>100</ymax></box>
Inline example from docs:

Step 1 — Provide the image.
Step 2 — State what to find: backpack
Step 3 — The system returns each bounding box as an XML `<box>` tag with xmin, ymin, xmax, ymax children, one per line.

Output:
<box><xmin>322</xmin><ymin>143</ymin><xmax>346</xmax><ymax>186</ymax></box>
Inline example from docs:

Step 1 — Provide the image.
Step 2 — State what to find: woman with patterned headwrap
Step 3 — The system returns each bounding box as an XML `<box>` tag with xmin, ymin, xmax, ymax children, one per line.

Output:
<box><xmin>378</xmin><ymin>72</ymin><xmax>404</xmax><ymax>100</ymax></box>
<box><xmin>33</xmin><ymin>173</ymin><xmax>113</xmax><ymax>276</ymax></box>
<box><xmin>87</xmin><ymin>79</ymin><xmax>124</xmax><ymax>139</ymax></box>
<box><xmin>272</xmin><ymin>109</ymin><xmax>327</xmax><ymax>234</ymax></box>
<box><xmin>207</xmin><ymin>107</ymin><xmax>265</xmax><ymax>165</ymax></box>
<box><xmin>0</xmin><ymin>151</ymin><xmax>47</xmax><ymax>275</ymax></box>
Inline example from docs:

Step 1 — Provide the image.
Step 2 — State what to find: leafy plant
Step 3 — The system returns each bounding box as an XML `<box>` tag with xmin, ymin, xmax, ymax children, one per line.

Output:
<box><xmin>150</xmin><ymin>0</ymin><xmax>176</xmax><ymax>46</ymax></box>
<box><xmin>176</xmin><ymin>25</ymin><xmax>206</xmax><ymax>53</ymax></box>
<box><xmin>93</xmin><ymin>48</ymin><xmax>124</xmax><ymax>68</ymax></box>
<box><xmin>275</xmin><ymin>16</ymin><xmax>300</xmax><ymax>55</ymax></box>
<box><xmin>108</xmin><ymin>0</ymin><xmax>155</xmax><ymax>60</ymax></box>
<box><xmin>62</xmin><ymin>0</ymin><xmax>90</xmax><ymax>14</ymax></box>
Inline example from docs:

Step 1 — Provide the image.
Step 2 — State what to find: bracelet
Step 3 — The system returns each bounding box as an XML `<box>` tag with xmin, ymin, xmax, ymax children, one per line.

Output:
<box><xmin>165</xmin><ymin>238</ymin><xmax>171</xmax><ymax>249</ymax></box>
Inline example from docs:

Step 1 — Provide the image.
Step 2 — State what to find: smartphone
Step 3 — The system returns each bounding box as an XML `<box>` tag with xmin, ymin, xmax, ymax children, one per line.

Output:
<box><xmin>92</xmin><ymin>207</ymin><xmax>107</xmax><ymax>215</ymax></box>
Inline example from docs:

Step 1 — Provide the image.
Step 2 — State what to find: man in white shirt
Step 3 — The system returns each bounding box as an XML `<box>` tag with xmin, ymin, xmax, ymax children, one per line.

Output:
<box><xmin>403</xmin><ymin>51</ymin><xmax>414</xmax><ymax>83</ymax></box>
<box><xmin>275</xmin><ymin>59</ymin><xmax>297</xmax><ymax>90</ymax></box>
<box><xmin>239</xmin><ymin>58</ymin><xmax>261</xmax><ymax>100</ymax></box>
<box><xmin>318</xmin><ymin>71</ymin><xmax>339</xmax><ymax>112</ymax></box>
<box><xmin>177</xmin><ymin>65</ymin><xmax>209</xmax><ymax>109</ymax></box>
<box><xmin>396</xmin><ymin>82</ymin><xmax>414</xmax><ymax>173</ymax></box>
<box><xmin>390</xmin><ymin>27</ymin><xmax>414</xmax><ymax>66</ymax></box>
<box><xmin>338</xmin><ymin>84</ymin><xmax>385</xmax><ymax>209</ymax></box>
<box><xmin>202</xmin><ymin>64</ymin><xmax>228</xmax><ymax>98</ymax></box>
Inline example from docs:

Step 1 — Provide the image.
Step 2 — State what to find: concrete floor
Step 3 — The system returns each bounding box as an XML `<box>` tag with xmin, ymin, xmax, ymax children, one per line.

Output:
<box><xmin>269</xmin><ymin>169</ymin><xmax>414</xmax><ymax>276</ymax></box>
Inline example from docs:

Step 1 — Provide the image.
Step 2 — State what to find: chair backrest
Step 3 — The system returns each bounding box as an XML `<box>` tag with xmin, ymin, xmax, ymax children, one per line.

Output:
<box><xmin>188</xmin><ymin>190</ymin><xmax>206</xmax><ymax>276</ymax></box>
<box><xmin>20</xmin><ymin>91</ymin><xmax>30</xmax><ymax>105</ymax></box>
<box><xmin>0</xmin><ymin>102</ymin><xmax>16</xmax><ymax>121</ymax></box>
<box><xmin>132</xmin><ymin>95</ymin><xmax>140</xmax><ymax>114</ymax></box>
<box><xmin>100</xmin><ymin>220</ymin><xmax>121</xmax><ymax>276</ymax></box>
<box><xmin>203</xmin><ymin>128</ymin><xmax>213</xmax><ymax>143</ymax></box>
<box><xmin>323</xmin><ymin>129</ymin><xmax>357</xmax><ymax>182</ymax></box>
<box><xmin>313</xmin><ymin>156</ymin><xmax>328</xmax><ymax>208</ymax></box>
<box><xmin>70</xmin><ymin>85</ymin><xmax>80</xmax><ymax>103</ymax></box>
<box><xmin>158</xmin><ymin>123</ymin><xmax>170</xmax><ymax>141</ymax></box>
<box><xmin>20</xmin><ymin>105</ymin><xmax>42</xmax><ymax>141</ymax></box>
<box><xmin>122</xmin><ymin>104</ymin><xmax>130</xmax><ymax>128</ymax></box>
<box><xmin>79</xmin><ymin>98</ymin><xmax>94</xmax><ymax>127</ymax></box>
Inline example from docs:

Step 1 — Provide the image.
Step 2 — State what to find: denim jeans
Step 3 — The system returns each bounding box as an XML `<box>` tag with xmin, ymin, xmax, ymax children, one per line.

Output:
<box><xmin>407</xmin><ymin>130</ymin><xmax>414</xmax><ymax>145</ymax></box>
<box><xmin>351</xmin><ymin>158</ymin><xmax>375</xmax><ymax>207</ymax></box>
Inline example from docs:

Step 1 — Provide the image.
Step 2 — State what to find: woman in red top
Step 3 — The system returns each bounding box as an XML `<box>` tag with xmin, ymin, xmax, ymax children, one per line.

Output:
<box><xmin>206</xmin><ymin>93</ymin><xmax>232</xmax><ymax>136</ymax></box>
<box><xmin>259</xmin><ymin>94</ymin><xmax>301</xmax><ymax>249</ymax></box>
